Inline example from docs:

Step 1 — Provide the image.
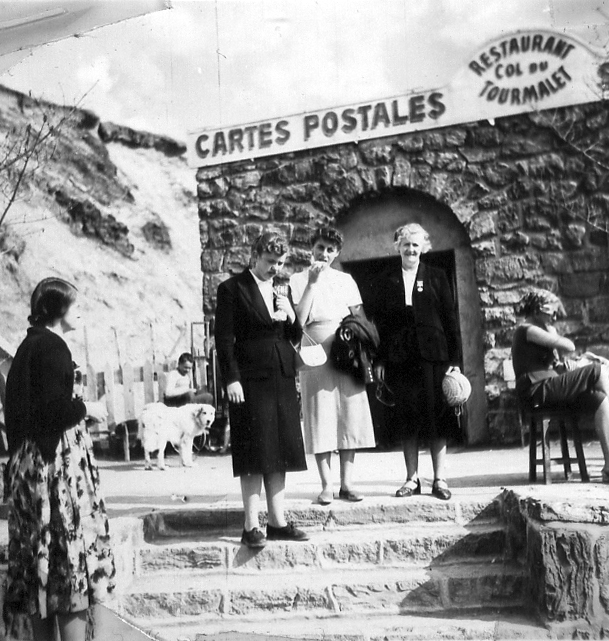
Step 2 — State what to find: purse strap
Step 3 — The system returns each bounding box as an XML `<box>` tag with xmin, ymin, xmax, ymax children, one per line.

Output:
<box><xmin>301</xmin><ymin>329</ymin><xmax>319</xmax><ymax>346</ymax></box>
<box><xmin>290</xmin><ymin>328</ymin><xmax>320</xmax><ymax>353</ymax></box>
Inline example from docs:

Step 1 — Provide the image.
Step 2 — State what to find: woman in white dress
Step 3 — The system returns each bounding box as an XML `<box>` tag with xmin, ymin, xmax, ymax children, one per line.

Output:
<box><xmin>290</xmin><ymin>228</ymin><xmax>376</xmax><ymax>505</ymax></box>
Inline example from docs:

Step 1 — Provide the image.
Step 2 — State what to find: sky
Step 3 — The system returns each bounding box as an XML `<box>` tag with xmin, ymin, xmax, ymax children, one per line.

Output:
<box><xmin>1</xmin><ymin>0</ymin><xmax>609</xmax><ymax>142</ymax></box>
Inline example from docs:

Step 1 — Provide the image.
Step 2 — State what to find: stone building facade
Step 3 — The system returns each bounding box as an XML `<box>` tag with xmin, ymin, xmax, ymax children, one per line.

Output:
<box><xmin>196</xmin><ymin>99</ymin><xmax>609</xmax><ymax>444</ymax></box>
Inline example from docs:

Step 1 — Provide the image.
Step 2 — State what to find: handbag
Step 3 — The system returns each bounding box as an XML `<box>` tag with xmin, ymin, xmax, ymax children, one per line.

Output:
<box><xmin>293</xmin><ymin>330</ymin><xmax>327</xmax><ymax>371</ymax></box>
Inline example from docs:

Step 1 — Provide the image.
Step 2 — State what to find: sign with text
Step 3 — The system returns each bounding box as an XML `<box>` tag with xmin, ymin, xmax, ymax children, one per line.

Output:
<box><xmin>187</xmin><ymin>30</ymin><xmax>602</xmax><ymax>168</ymax></box>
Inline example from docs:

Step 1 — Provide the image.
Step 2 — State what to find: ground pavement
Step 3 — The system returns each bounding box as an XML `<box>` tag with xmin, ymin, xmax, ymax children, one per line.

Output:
<box><xmin>97</xmin><ymin>440</ymin><xmax>608</xmax><ymax>519</ymax></box>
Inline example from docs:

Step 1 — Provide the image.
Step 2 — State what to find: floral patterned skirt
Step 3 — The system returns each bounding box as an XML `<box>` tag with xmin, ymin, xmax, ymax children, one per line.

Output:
<box><xmin>4</xmin><ymin>423</ymin><xmax>115</xmax><ymax>622</ymax></box>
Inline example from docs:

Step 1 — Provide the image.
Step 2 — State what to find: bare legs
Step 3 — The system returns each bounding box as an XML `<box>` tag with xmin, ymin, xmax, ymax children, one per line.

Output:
<box><xmin>31</xmin><ymin>611</ymin><xmax>87</xmax><ymax>641</ymax></box>
<box><xmin>314</xmin><ymin>449</ymin><xmax>358</xmax><ymax>502</ymax></box>
<box><xmin>241</xmin><ymin>472</ymin><xmax>287</xmax><ymax>531</ymax></box>
<box><xmin>594</xmin><ymin>367</ymin><xmax>609</xmax><ymax>476</ymax></box>
<box><xmin>401</xmin><ymin>437</ymin><xmax>449</xmax><ymax>497</ymax></box>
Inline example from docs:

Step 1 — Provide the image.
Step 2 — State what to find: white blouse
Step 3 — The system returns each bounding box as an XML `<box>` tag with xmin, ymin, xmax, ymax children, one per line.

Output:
<box><xmin>401</xmin><ymin>266</ymin><xmax>418</xmax><ymax>306</ymax></box>
<box><xmin>290</xmin><ymin>267</ymin><xmax>362</xmax><ymax>324</ymax></box>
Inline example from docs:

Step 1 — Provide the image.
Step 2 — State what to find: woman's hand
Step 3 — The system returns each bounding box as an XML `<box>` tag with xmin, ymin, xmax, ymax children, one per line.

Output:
<box><xmin>308</xmin><ymin>261</ymin><xmax>327</xmax><ymax>285</ymax></box>
<box><xmin>374</xmin><ymin>363</ymin><xmax>385</xmax><ymax>381</ymax></box>
<box><xmin>226</xmin><ymin>381</ymin><xmax>245</xmax><ymax>404</ymax></box>
<box><xmin>85</xmin><ymin>401</ymin><xmax>108</xmax><ymax>423</ymax></box>
<box><xmin>275</xmin><ymin>295</ymin><xmax>296</xmax><ymax>323</ymax></box>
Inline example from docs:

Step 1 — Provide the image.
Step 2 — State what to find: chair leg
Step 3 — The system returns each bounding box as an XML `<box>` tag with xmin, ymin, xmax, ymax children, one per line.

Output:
<box><xmin>559</xmin><ymin>420</ymin><xmax>572</xmax><ymax>480</ymax></box>
<box><xmin>529</xmin><ymin>418</ymin><xmax>537</xmax><ymax>483</ymax></box>
<box><xmin>541</xmin><ymin>418</ymin><xmax>551</xmax><ymax>485</ymax></box>
<box><xmin>571</xmin><ymin>418</ymin><xmax>589</xmax><ymax>482</ymax></box>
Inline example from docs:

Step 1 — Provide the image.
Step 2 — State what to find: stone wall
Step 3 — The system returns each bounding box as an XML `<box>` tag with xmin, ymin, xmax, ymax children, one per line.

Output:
<box><xmin>504</xmin><ymin>488</ymin><xmax>609</xmax><ymax>637</ymax></box>
<box><xmin>197</xmin><ymin>100</ymin><xmax>609</xmax><ymax>443</ymax></box>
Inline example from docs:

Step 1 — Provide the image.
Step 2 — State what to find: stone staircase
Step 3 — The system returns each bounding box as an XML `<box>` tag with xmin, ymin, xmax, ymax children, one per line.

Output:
<box><xmin>113</xmin><ymin>495</ymin><xmax>547</xmax><ymax>640</ymax></box>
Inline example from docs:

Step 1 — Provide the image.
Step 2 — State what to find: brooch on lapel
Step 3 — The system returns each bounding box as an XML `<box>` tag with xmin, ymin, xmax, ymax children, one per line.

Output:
<box><xmin>416</xmin><ymin>280</ymin><xmax>424</xmax><ymax>293</ymax></box>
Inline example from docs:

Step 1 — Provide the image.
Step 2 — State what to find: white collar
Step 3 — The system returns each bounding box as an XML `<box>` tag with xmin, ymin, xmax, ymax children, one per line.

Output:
<box><xmin>250</xmin><ymin>270</ymin><xmax>273</xmax><ymax>287</ymax></box>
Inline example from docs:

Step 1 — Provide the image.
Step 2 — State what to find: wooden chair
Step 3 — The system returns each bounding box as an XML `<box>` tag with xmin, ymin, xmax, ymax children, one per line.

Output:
<box><xmin>523</xmin><ymin>406</ymin><xmax>589</xmax><ymax>484</ymax></box>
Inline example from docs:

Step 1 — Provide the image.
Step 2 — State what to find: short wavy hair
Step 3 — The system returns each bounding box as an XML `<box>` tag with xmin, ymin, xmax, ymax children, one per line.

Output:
<box><xmin>393</xmin><ymin>223</ymin><xmax>432</xmax><ymax>253</ymax></box>
<box><xmin>310</xmin><ymin>227</ymin><xmax>343</xmax><ymax>251</ymax></box>
<box><xmin>29</xmin><ymin>277</ymin><xmax>78</xmax><ymax>327</ymax></box>
<box><xmin>516</xmin><ymin>289</ymin><xmax>565</xmax><ymax>318</ymax></box>
<box><xmin>251</xmin><ymin>231</ymin><xmax>289</xmax><ymax>257</ymax></box>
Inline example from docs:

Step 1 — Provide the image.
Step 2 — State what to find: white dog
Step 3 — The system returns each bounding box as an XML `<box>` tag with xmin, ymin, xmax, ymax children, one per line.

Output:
<box><xmin>139</xmin><ymin>403</ymin><xmax>215</xmax><ymax>470</ymax></box>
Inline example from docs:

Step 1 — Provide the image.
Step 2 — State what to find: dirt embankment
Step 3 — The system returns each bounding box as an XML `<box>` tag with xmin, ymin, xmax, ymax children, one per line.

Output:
<box><xmin>0</xmin><ymin>85</ymin><xmax>203</xmax><ymax>370</ymax></box>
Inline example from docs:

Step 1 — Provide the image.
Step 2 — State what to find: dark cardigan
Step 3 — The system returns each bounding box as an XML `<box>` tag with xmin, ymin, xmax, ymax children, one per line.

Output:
<box><xmin>5</xmin><ymin>326</ymin><xmax>86</xmax><ymax>461</ymax></box>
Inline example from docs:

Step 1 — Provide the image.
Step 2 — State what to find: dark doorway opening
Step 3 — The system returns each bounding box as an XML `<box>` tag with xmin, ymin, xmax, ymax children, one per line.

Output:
<box><xmin>342</xmin><ymin>250</ymin><xmax>464</xmax><ymax>448</ymax></box>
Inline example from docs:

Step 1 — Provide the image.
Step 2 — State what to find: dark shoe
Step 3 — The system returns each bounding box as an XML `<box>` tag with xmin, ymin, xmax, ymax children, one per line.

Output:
<box><xmin>266</xmin><ymin>523</ymin><xmax>309</xmax><ymax>541</ymax></box>
<box><xmin>241</xmin><ymin>527</ymin><xmax>267</xmax><ymax>549</ymax></box>
<box><xmin>431</xmin><ymin>479</ymin><xmax>452</xmax><ymax>501</ymax></box>
<box><xmin>338</xmin><ymin>488</ymin><xmax>363</xmax><ymax>502</ymax></box>
<box><xmin>395</xmin><ymin>478</ymin><xmax>421</xmax><ymax>498</ymax></box>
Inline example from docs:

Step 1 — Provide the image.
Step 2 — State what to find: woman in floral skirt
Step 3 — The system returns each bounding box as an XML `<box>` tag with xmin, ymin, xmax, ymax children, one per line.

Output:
<box><xmin>3</xmin><ymin>278</ymin><xmax>115</xmax><ymax>641</ymax></box>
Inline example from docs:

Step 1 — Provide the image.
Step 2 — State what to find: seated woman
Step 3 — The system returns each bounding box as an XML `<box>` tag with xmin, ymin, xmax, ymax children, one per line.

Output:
<box><xmin>512</xmin><ymin>289</ymin><xmax>609</xmax><ymax>481</ymax></box>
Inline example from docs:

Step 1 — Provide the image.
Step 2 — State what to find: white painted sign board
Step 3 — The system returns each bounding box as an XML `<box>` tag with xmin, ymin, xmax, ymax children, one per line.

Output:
<box><xmin>187</xmin><ymin>30</ymin><xmax>605</xmax><ymax>168</ymax></box>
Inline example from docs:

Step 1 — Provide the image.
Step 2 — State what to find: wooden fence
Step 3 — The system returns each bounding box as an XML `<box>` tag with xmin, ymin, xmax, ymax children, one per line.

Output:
<box><xmin>82</xmin><ymin>359</ymin><xmax>176</xmax><ymax>460</ymax></box>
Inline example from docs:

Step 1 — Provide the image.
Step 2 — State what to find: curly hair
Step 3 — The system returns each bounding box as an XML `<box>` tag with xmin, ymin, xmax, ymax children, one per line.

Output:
<box><xmin>28</xmin><ymin>277</ymin><xmax>78</xmax><ymax>327</ymax></box>
<box><xmin>251</xmin><ymin>231</ymin><xmax>289</xmax><ymax>257</ymax></box>
<box><xmin>393</xmin><ymin>223</ymin><xmax>432</xmax><ymax>253</ymax></box>
<box><xmin>516</xmin><ymin>289</ymin><xmax>565</xmax><ymax>318</ymax></box>
<box><xmin>310</xmin><ymin>227</ymin><xmax>343</xmax><ymax>251</ymax></box>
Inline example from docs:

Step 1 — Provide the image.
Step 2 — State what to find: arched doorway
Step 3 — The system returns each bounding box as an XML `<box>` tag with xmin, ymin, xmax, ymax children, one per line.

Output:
<box><xmin>336</xmin><ymin>188</ymin><xmax>487</xmax><ymax>445</ymax></box>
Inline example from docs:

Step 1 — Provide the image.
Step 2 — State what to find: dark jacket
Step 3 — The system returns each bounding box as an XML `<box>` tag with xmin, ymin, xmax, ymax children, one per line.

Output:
<box><xmin>330</xmin><ymin>314</ymin><xmax>380</xmax><ymax>384</ymax></box>
<box><xmin>5</xmin><ymin>326</ymin><xmax>86</xmax><ymax>461</ymax></box>
<box><xmin>215</xmin><ymin>269</ymin><xmax>303</xmax><ymax>385</ymax></box>
<box><xmin>370</xmin><ymin>262</ymin><xmax>460</xmax><ymax>365</ymax></box>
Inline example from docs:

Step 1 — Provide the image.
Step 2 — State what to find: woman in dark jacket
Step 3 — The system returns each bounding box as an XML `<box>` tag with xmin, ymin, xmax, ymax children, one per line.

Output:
<box><xmin>4</xmin><ymin>278</ymin><xmax>114</xmax><ymax>641</ymax></box>
<box><xmin>371</xmin><ymin>224</ymin><xmax>460</xmax><ymax>500</ymax></box>
<box><xmin>215</xmin><ymin>233</ymin><xmax>308</xmax><ymax>549</ymax></box>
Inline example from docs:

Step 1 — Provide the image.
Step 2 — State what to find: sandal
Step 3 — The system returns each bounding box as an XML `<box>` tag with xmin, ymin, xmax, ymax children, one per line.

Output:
<box><xmin>395</xmin><ymin>477</ymin><xmax>421</xmax><ymax>498</ymax></box>
<box><xmin>431</xmin><ymin>479</ymin><xmax>451</xmax><ymax>501</ymax></box>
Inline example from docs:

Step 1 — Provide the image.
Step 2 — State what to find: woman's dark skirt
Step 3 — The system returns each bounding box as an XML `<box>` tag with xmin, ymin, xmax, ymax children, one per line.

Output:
<box><xmin>228</xmin><ymin>366</ymin><xmax>307</xmax><ymax>477</ymax></box>
<box><xmin>384</xmin><ymin>358</ymin><xmax>455</xmax><ymax>443</ymax></box>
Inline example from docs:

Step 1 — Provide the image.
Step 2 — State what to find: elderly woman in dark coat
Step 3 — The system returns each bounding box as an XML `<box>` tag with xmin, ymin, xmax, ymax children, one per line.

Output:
<box><xmin>215</xmin><ymin>232</ymin><xmax>308</xmax><ymax>549</ymax></box>
<box><xmin>370</xmin><ymin>223</ymin><xmax>460</xmax><ymax>500</ymax></box>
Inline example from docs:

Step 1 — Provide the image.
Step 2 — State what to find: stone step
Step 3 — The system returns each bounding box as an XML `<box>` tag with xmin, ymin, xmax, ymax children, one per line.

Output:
<box><xmin>136</xmin><ymin>522</ymin><xmax>508</xmax><ymax>576</ymax></box>
<box><xmin>119</xmin><ymin>562</ymin><xmax>526</xmax><ymax>622</ymax></box>
<box><xmin>128</xmin><ymin>608</ymin><xmax>549</xmax><ymax>641</ymax></box>
<box><xmin>142</xmin><ymin>495</ymin><xmax>503</xmax><ymax>540</ymax></box>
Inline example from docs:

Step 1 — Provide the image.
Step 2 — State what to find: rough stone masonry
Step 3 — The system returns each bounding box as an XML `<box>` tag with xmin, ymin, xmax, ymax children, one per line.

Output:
<box><xmin>197</xmin><ymin>99</ymin><xmax>609</xmax><ymax>443</ymax></box>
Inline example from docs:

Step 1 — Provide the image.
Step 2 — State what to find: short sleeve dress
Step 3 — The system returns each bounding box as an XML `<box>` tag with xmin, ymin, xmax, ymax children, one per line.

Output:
<box><xmin>290</xmin><ymin>268</ymin><xmax>375</xmax><ymax>454</ymax></box>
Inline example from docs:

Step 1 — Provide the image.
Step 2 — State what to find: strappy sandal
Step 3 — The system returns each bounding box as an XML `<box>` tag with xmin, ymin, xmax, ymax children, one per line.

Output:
<box><xmin>395</xmin><ymin>478</ymin><xmax>421</xmax><ymax>498</ymax></box>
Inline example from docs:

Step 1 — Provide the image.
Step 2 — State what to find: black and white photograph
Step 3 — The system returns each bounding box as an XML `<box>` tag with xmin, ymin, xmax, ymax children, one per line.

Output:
<box><xmin>1</xmin><ymin>1</ymin><xmax>609</xmax><ymax>639</ymax></box>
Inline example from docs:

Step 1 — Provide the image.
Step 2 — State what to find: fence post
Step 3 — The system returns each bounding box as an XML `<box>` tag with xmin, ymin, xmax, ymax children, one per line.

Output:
<box><xmin>143</xmin><ymin>360</ymin><xmax>155</xmax><ymax>405</ymax></box>
<box><xmin>122</xmin><ymin>363</ymin><xmax>135</xmax><ymax>461</ymax></box>
<box><xmin>103</xmin><ymin>363</ymin><xmax>116</xmax><ymax>429</ymax></box>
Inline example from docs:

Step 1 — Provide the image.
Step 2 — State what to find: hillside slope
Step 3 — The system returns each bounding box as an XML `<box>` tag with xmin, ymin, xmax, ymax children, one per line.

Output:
<box><xmin>0</xmin><ymin>86</ymin><xmax>203</xmax><ymax>370</ymax></box>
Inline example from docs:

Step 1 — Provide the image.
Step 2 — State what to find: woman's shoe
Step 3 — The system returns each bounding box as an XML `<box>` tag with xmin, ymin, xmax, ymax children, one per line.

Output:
<box><xmin>266</xmin><ymin>523</ymin><xmax>309</xmax><ymax>541</ymax></box>
<box><xmin>431</xmin><ymin>479</ymin><xmax>451</xmax><ymax>501</ymax></box>
<box><xmin>395</xmin><ymin>478</ymin><xmax>421</xmax><ymax>498</ymax></box>
<box><xmin>241</xmin><ymin>527</ymin><xmax>267</xmax><ymax>549</ymax></box>
<box><xmin>317</xmin><ymin>489</ymin><xmax>334</xmax><ymax>505</ymax></box>
<box><xmin>338</xmin><ymin>488</ymin><xmax>363</xmax><ymax>502</ymax></box>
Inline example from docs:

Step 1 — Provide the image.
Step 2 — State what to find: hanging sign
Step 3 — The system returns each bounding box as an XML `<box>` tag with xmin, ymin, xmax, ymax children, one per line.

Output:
<box><xmin>187</xmin><ymin>30</ymin><xmax>602</xmax><ymax>168</ymax></box>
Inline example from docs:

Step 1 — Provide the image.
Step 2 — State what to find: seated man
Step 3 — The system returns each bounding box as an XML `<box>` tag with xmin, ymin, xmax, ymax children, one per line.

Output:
<box><xmin>164</xmin><ymin>352</ymin><xmax>213</xmax><ymax>407</ymax></box>
<box><xmin>512</xmin><ymin>289</ymin><xmax>609</xmax><ymax>482</ymax></box>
